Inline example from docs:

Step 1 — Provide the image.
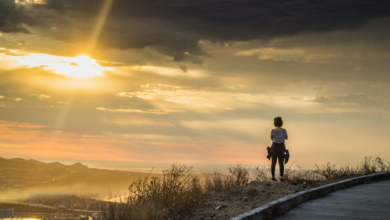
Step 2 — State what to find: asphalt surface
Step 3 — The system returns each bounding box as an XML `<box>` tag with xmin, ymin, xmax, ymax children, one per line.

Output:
<box><xmin>275</xmin><ymin>180</ymin><xmax>390</xmax><ymax>220</ymax></box>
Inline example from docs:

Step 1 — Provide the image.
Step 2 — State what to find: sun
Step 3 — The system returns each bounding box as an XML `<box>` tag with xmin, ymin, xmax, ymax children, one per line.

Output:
<box><xmin>13</xmin><ymin>53</ymin><xmax>112</xmax><ymax>78</ymax></box>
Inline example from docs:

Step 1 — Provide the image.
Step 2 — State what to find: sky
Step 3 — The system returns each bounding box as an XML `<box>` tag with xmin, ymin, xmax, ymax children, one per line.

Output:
<box><xmin>0</xmin><ymin>0</ymin><xmax>389</xmax><ymax>168</ymax></box>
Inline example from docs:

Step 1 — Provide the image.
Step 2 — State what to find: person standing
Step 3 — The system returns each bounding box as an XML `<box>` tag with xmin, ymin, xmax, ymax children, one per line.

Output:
<box><xmin>270</xmin><ymin>116</ymin><xmax>288</xmax><ymax>182</ymax></box>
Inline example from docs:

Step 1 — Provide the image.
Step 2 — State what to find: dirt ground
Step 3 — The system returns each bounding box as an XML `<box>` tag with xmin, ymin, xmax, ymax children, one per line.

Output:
<box><xmin>164</xmin><ymin>179</ymin><xmax>333</xmax><ymax>220</ymax></box>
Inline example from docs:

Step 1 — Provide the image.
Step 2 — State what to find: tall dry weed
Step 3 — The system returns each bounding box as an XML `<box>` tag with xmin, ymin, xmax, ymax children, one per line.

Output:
<box><xmin>101</xmin><ymin>156</ymin><xmax>390</xmax><ymax>219</ymax></box>
<box><xmin>361</xmin><ymin>156</ymin><xmax>389</xmax><ymax>174</ymax></box>
<box><xmin>227</xmin><ymin>164</ymin><xmax>250</xmax><ymax>186</ymax></box>
<box><xmin>101</xmin><ymin>164</ymin><xmax>202</xmax><ymax>220</ymax></box>
<box><xmin>314</xmin><ymin>156</ymin><xmax>390</xmax><ymax>180</ymax></box>
<box><xmin>204</xmin><ymin>172</ymin><xmax>233</xmax><ymax>192</ymax></box>
<box><xmin>253</xmin><ymin>165</ymin><xmax>271</xmax><ymax>181</ymax></box>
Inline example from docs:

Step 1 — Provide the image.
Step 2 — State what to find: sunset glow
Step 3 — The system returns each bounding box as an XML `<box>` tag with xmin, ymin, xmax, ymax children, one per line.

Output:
<box><xmin>0</xmin><ymin>0</ymin><xmax>389</xmax><ymax>169</ymax></box>
<box><xmin>15</xmin><ymin>0</ymin><xmax>45</xmax><ymax>5</ymax></box>
<box><xmin>9</xmin><ymin>53</ymin><xmax>112</xmax><ymax>78</ymax></box>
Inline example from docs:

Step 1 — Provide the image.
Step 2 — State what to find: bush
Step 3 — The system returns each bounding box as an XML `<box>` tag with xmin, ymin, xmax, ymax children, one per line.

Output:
<box><xmin>227</xmin><ymin>164</ymin><xmax>249</xmax><ymax>186</ymax></box>
<box><xmin>253</xmin><ymin>165</ymin><xmax>271</xmax><ymax>181</ymax></box>
<box><xmin>314</xmin><ymin>156</ymin><xmax>390</xmax><ymax>180</ymax></box>
<box><xmin>100</xmin><ymin>164</ymin><xmax>202</xmax><ymax>220</ymax></box>
<box><xmin>101</xmin><ymin>156</ymin><xmax>390</xmax><ymax>219</ymax></box>
<box><xmin>204</xmin><ymin>172</ymin><xmax>233</xmax><ymax>193</ymax></box>
<box><xmin>361</xmin><ymin>156</ymin><xmax>389</xmax><ymax>174</ymax></box>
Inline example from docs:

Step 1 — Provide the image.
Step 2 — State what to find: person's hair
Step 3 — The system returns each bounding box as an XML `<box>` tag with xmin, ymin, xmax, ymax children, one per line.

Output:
<box><xmin>274</xmin><ymin>116</ymin><xmax>283</xmax><ymax>127</ymax></box>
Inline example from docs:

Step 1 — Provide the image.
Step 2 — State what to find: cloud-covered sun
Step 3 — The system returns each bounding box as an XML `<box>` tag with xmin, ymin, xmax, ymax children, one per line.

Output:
<box><xmin>6</xmin><ymin>52</ymin><xmax>111</xmax><ymax>78</ymax></box>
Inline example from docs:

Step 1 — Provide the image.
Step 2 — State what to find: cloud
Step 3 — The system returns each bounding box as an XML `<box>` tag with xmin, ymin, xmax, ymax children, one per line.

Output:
<box><xmin>37</xmin><ymin>94</ymin><xmax>51</xmax><ymax>99</ymax></box>
<box><xmin>0</xmin><ymin>120</ymin><xmax>47</xmax><ymax>129</ymax></box>
<box><xmin>0</xmin><ymin>0</ymin><xmax>33</xmax><ymax>33</ymax></box>
<box><xmin>96</xmin><ymin>107</ymin><xmax>183</xmax><ymax>115</ymax></box>
<box><xmin>314</xmin><ymin>94</ymin><xmax>374</xmax><ymax>105</ymax></box>
<box><xmin>124</xmin><ymin>65</ymin><xmax>204</xmax><ymax>77</ymax></box>
<box><xmin>3</xmin><ymin>0</ymin><xmax>390</xmax><ymax>64</ymax></box>
<box><xmin>311</xmin><ymin>94</ymin><xmax>390</xmax><ymax>114</ymax></box>
<box><xmin>0</xmin><ymin>51</ymin><xmax>112</xmax><ymax>78</ymax></box>
<box><xmin>117</xmin><ymin>84</ymin><xmax>274</xmax><ymax>105</ymax></box>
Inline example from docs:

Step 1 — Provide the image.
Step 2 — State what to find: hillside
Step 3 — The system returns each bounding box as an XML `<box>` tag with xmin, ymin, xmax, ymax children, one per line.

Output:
<box><xmin>0</xmin><ymin>157</ymin><xmax>155</xmax><ymax>201</ymax></box>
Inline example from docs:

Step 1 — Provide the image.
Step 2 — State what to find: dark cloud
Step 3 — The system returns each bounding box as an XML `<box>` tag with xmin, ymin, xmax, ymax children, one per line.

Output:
<box><xmin>178</xmin><ymin>64</ymin><xmax>188</xmax><ymax>73</ymax></box>
<box><xmin>0</xmin><ymin>0</ymin><xmax>31</xmax><ymax>33</ymax></box>
<box><xmin>2</xmin><ymin>0</ymin><xmax>390</xmax><ymax>63</ymax></box>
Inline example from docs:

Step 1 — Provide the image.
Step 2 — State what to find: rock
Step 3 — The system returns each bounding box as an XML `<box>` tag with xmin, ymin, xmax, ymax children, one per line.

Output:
<box><xmin>242</xmin><ymin>197</ymin><xmax>249</xmax><ymax>202</ymax></box>
<box><xmin>215</xmin><ymin>206</ymin><xmax>221</xmax><ymax>210</ymax></box>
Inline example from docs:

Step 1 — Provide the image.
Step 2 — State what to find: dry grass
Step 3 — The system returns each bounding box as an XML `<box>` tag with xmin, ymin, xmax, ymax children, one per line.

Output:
<box><xmin>100</xmin><ymin>164</ymin><xmax>202</xmax><ymax>220</ymax></box>
<box><xmin>203</xmin><ymin>164</ymin><xmax>249</xmax><ymax>193</ymax></box>
<box><xmin>313</xmin><ymin>156</ymin><xmax>389</xmax><ymax>180</ymax></box>
<box><xmin>361</xmin><ymin>156</ymin><xmax>389</xmax><ymax>174</ymax></box>
<box><xmin>252</xmin><ymin>162</ymin><xmax>325</xmax><ymax>182</ymax></box>
<box><xmin>100</xmin><ymin>156</ymin><xmax>390</xmax><ymax>219</ymax></box>
<box><xmin>100</xmin><ymin>164</ymin><xmax>250</xmax><ymax>219</ymax></box>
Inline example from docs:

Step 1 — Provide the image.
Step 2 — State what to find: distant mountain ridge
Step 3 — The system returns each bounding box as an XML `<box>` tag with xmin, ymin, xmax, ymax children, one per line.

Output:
<box><xmin>0</xmin><ymin>157</ymin><xmax>88</xmax><ymax>170</ymax></box>
<box><xmin>0</xmin><ymin>157</ymin><xmax>154</xmax><ymax>199</ymax></box>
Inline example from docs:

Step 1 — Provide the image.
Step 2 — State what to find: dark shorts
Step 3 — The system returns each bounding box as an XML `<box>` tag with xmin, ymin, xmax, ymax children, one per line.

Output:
<box><xmin>271</xmin><ymin>142</ymin><xmax>286</xmax><ymax>158</ymax></box>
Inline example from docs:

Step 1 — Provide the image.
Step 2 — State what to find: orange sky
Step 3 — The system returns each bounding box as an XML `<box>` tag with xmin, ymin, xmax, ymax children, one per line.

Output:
<box><xmin>0</xmin><ymin>0</ymin><xmax>389</xmax><ymax>169</ymax></box>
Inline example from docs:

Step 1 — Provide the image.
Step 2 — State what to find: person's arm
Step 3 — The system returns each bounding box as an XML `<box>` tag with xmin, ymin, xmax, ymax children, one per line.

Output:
<box><xmin>271</xmin><ymin>130</ymin><xmax>274</xmax><ymax>141</ymax></box>
<box><xmin>285</xmin><ymin>130</ymin><xmax>288</xmax><ymax>140</ymax></box>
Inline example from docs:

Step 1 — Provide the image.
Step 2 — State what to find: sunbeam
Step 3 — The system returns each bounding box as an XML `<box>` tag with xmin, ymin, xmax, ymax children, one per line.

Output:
<box><xmin>87</xmin><ymin>0</ymin><xmax>115</xmax><ymax>53</ymax></box>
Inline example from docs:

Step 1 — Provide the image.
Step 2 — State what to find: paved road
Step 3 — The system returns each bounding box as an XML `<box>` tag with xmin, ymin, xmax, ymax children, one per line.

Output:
<box><xmin>275</xmin><ymin>180</ymin><xmax>390</xmax><ymax>220</ymax></box>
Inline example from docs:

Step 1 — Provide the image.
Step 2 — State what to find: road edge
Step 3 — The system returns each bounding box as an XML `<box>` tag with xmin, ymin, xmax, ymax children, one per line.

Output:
<box><xmin>230</xmin><ymin>171</ymin><xmax>390</xmax><ymax>220</ymax></box>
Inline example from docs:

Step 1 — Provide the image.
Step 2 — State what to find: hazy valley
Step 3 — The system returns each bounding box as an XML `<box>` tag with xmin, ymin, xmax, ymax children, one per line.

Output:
<box><xmin>0</xmin><ymin>157</ymin><xmax>153</xmax><ymax>203</ymax></box>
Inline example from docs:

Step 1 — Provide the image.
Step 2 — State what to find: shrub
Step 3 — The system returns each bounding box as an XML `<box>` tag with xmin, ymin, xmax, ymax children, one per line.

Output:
<box><xmin>100</xmin><ymin>156</ymin><xmax>390</xmax><ymax>219</ymax></box>
<box><xmin>227</xmin><ymin>164</ymin><xmax>249</xmax><ymax>186</ymax></box>
<box><xmin>253</xmin><ymin>165</ymin><xmax>271</xmax><ymax>181</ymax></box>
<box><xmin>100</xmin><ymin>164</ymin><xmax>202</xmax><ymax>220</ymax></box>
<box><xmin>361</xmin><ymin>156</ymin><xmax>389</xmax><ymax>174</ymax></box>
<box><xmin>204</xmin><ymin>172</ymin><xmax>233</xmax><ymax>193</ymax></box>
<box><xmin>314</xmin><ymin>156</ymin><xmax>390</xmax><ymax>180</ymax></box>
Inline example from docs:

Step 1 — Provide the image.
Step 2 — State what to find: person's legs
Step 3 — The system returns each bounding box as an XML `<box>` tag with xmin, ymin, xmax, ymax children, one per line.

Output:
<box><xmin>278</xmin><ymin>155</ymin><xmax>284</xmax><ymax>177</ymax></box>
<box><xmin>271</xmin><ymin>156</ymin><xmax>277</xmax><ymax>178</ymax></box>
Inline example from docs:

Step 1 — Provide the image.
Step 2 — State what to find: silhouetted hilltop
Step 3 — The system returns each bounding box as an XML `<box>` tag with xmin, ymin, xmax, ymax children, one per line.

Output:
<box><xmin>47</xmin><ymin>162</ymin><xmax>67</xmax><ymax>168</ymax></box>
<box><xmin>70</xmin><ymin>162</ymin><xmax>88</xmax><ymax>170</ymax></box>
<box><xmin>0</xmin><ymin>157</ymin><xmax>85</xmax><ymax>170</ymax></box>
<box><xmin>27</xmin><ymin>159</ymin><xmax>46</xmax><ymax>166</ymax></box>
<box><xmin>0</xmin><ymin>157</ymin><xmax>155</xmax><ymax>199</ymax></box>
